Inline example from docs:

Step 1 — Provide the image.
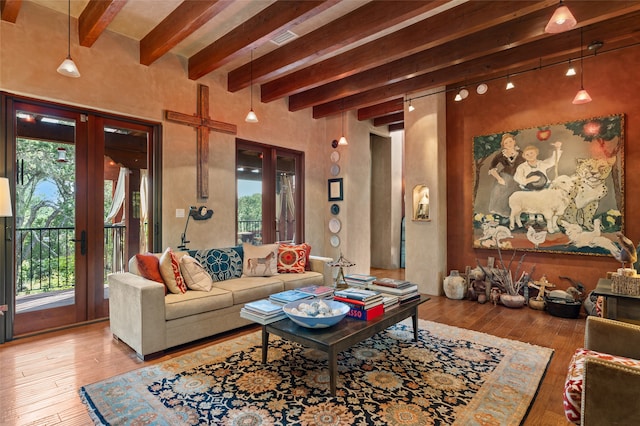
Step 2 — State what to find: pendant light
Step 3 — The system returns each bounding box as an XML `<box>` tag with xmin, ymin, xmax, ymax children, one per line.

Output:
<box><xmin>545</xmin><ymin>0</ymin><xmax>577</xmax><ymax>34</ymax></box>
<box><xmin>57</xmin><ymin>0</ymin><xmax>80</xmax><ymax>78</ymax></box>
<box><xmin>245</xmin><ymin>49</ymin><xmax>258</xmax><ymax>123</ymax></box>
<box><xmin>565</xmin><ymin>60</ymin><xmax>576</xmax><ymax>76</ymax></box>
<box><xmin>572</xmin><ymin>29</ymin><xmax>592</xmax><ymax>104</ymax></box>
<box><xmin>338</xmin><ymin>106</ymin><xmax>348</xmax><ymax>145</ymax></box>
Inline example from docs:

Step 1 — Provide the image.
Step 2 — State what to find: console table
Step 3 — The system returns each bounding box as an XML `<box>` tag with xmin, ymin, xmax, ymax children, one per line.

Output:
<box><xmin>593</xmin><ymin>278</ymin><xmax>640</xmax><ymax>325</ymax></box>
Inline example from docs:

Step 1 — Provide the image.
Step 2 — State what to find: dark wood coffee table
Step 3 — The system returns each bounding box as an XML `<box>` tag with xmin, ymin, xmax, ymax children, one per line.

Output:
<box><xmin>261</xmin><ymin>294</ymin><xmax>430</xmax><ymax>396</ymax></box>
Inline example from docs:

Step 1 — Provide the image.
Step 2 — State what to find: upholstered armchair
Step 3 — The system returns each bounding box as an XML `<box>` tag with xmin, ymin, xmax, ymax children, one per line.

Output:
<box><xmin>564</xmin><ymin>316</ymin><xmax>640</xmax><ymax>425</ymax></box>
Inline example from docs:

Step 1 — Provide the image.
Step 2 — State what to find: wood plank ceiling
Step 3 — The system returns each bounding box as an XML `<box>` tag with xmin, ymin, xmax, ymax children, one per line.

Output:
<box><xmin>4</xmin><ymin>0</ymin><xmax>640</xmax><ymax>131</ymax></box>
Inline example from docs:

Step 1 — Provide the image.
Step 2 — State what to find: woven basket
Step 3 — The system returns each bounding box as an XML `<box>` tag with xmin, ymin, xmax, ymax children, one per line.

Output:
<box><xmin>611</xmin><ymin>275</ymin><xmax>640</xmax><ymax>296</ymax></box>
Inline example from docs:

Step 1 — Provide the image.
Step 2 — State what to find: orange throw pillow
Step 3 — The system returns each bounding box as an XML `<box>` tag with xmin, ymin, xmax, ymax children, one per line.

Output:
<box><xmin>135</xmin><ymin>253</ymin><xmax>167</xmax><ymax>294</ymax></box>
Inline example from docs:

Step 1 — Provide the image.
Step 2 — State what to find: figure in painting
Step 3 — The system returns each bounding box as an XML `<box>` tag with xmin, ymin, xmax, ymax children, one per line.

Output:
<box><xmin>513</xmin><ymin>142</ymin><xmax>563</xmax><ymax>190</ymax></box>
<box><xmin>487</xmin><ymin>133</ymin><xmax>525</xmax><ymax>217</ymax></box>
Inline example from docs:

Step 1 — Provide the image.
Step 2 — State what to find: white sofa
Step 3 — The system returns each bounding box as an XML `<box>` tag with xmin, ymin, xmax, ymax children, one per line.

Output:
<box><xmin>108</xmin><ymin>247</ymin><xmax>333</xmax><ymax>359</ymax></box>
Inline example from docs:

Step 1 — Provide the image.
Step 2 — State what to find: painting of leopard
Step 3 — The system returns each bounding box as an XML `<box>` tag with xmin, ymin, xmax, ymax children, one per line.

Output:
<box><xmin>562</xmin><ymin>157</ymin><xmax>616</xmax><ymax>230</ymax></box>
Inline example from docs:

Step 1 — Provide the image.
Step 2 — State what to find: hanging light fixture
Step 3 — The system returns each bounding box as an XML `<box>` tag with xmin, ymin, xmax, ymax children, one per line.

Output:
<box><xmin>572</xmin><ymin>29</ymin><xmax>592</xmax><ymax>104</ymax></box>
<box><xmin>338</xmin><ymin>109</ymin><xmax>348</xmax><ymax>145</ymax></box>
<box><xmin>505</xmin><ymin>75</ymin><xmax>515</xmax><ymax>90</ymax></box>
<box><xmin>56</xmin><ymin>147</ymin><xmax>68</xmax><ymax>163</ymax></box>
<box><xmin>545</xmin><ymin>0</ymin><xmax>577</xmax><ymax>34</ymax></box>
<box><xmin>245</xmin><ymin>49</ymin><xmax>258</xmax><ymax>123</ymax></box>
<box><xmin>57</xmin><ymin>0</ymin><xmax>80</xmax><ymax>78</ymax></box>
<box><xmin>566</xmin><ymin>60</ymin><xmax>577</xmax><ymax>76</ymax></box>
<box><xmin>408</xmin><ymin>99</ymin><xmax>415</xmax><ymax>112</ymax></box>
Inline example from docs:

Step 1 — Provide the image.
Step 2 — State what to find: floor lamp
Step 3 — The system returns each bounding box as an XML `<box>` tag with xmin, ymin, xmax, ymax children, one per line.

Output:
<box><xmin>0</xmin><ymin>177</ymin><xmax>12</xmax><ymax>316</ymax></box>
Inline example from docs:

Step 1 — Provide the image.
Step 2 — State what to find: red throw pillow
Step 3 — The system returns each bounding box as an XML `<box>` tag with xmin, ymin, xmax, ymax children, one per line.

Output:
<box><xmin>277</xmin><ymin>244</ymin><xmax>308</xmax><ymax>273</ymax></box>
<box><xmin>281</xmin><ymin>242</ymin><xmax>312</xmax><ymax>270</ymax></box>
<box><xmin>135</xmin><ymin>253</ymin><xmax>167</xmax><ymax>294</ymax></box>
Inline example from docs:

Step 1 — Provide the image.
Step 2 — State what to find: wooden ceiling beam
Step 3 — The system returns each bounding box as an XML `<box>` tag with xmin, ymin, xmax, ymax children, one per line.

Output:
<box><xmin>188</xmin><ymin>0</ymin><xmax>337</xmax><ymax>80</ymax></box>
<box><xmin>373</xmin><ymin>112</ymin><xmax>404</xmax><ymax>127</ymax></box>
<box><xmin>358</xmin><ymin>99</ymin><xmax>403</xmax><ymax>121</ymax></box>
<box><xmin>79</xmin><ymin>0</ymin><xmax>128</xmax><ymax>48</ymax></box>
<box><xmin>312</xmin><ymin>12</ymin><xmax>640</xmax><ymax>118</ymax></box>
<box><xmin>227</xmin><ymin>0</ymin><xmax>447</xmax><ymax>92</ymax></box>
<box><xmin>261</xmin><ymin>0</ymin><xmax>557</xmax><ymax>103</ymax></box>
<box><xmin>140</xmin><ymin>0</ymin><xmax>232</xmax><ymax>66</ymax></box>
<box><xmin>388</xmin><ymin>123</ymin><xmax>404</xmax><ymax>132</ymax></box>
<box><xmin>290</xmin><ymin>1</ymin><xmax>640</xmax><ymax>111</ymax></box>
<box><xmin>1</xmin><ymin>0</ymin><xmax>21</xmax><ymax>23</ymax></box>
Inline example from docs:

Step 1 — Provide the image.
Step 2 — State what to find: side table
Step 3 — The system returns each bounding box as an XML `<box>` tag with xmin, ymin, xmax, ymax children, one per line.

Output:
<box><xmin>593</xmin><ymin>278</ymin><xmax>640</xmax><ymax>325</ymax></box>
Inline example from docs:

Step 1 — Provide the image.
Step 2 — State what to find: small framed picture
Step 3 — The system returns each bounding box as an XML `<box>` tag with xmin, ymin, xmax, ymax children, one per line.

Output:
<box><xmin>328</xmin><ymin>178</ymin><xmax>343</xmax><ymax>201</ymax></box>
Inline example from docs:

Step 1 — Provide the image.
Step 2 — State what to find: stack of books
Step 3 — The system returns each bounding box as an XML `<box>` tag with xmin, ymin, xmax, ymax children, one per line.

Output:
<box><xmin>334</xmin><ymin>287</ymin><xmax>384</xmax><ymax>320</ymax></box>
<box><xmin>269</xmin><ymin>289</ymin><xmax>312</xmax><ymax>305</ymax></box>
<box><xmin>240</xmin><ymin>299</ymin><xmax>287</xmax><ymax>324</ymax></box>
<box><xmin>368</xmin><ymin>278</ymin><xmax>420</xmax><ymax>303</ymax></box>
<box><xmin>382</xmin><ymin>294</ymin><xmax>400</xmax><ymax>311</ymax></box>
<box><xmin>296</xmin><ymin>285</ymin><xmax>335</xmax><ymax>299</ymax></box>
<box><xmin>344</xmin><ymin>274</ymin><xmax>376</xmax><ymax>288</ymax></box>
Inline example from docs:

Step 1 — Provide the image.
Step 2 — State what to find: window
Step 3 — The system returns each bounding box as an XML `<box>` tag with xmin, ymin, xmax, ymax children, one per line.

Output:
<box><xmin>236</xmin><ymin>139</ymin><xmax>304</xmax><ymax>245</ymax></box>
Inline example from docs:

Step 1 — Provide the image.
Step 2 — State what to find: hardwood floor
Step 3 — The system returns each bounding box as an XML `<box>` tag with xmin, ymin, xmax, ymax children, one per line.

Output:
<box><xmin>0</xmin><ymin>268</ymin><xmax>580</xmax><ymax>425</ymax></box>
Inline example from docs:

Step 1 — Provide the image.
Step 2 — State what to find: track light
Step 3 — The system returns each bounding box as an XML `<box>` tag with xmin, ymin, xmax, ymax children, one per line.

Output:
<box><xmin>545</xmin><ymin>0</ymin><xmax>577</xmax><ymax>34</ymax></box>
<box><xmin>566</xmin><ymin>61</ymin><xmax>576</xmax><ymax>76</ymax></box>
<box><xmin>505</xmin><ymin>76</ymin><xmax>515</xmax><ymax>90</ymax></box>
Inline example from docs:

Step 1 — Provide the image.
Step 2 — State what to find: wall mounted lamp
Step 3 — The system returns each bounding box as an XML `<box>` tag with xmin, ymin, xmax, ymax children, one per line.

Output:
<box><xmin>178</xmin><ymin>206</ymin><xmax>214</xmax><ymax>250</ymax></box>
<box><xmin>57</xmin><ymin>0</ymin><xmax>80</xmax><ymax>78</ymax></box>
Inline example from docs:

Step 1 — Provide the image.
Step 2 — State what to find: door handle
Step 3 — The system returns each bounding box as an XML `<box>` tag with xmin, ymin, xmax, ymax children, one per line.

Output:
<box><xmin>70</xmin><ymin>230</ymin><xmax>87</xmax><ymax>255</ymax></box>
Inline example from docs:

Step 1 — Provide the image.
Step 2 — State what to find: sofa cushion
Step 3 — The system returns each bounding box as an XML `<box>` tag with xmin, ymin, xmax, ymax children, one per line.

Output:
<box><xmin>135</xmin><ymin>253</ymin><xmax>167</xmax><ymax>294</ymax></box>
<box><xmin>164</xmin><ymin>287</ymin><xmax>234</xmax><ymax>321</ymax></box>
<box><xmin>215</xmin><ymin>276</ymin><xmax>284</xmax><ymax>305</ymax></box>
<box><xmin>563</xmin><ymin>347</ymin><xmax>640</xmax><ymax>424</ymax></box>
<box><xmin>180</xmin><ymin>255</ymin><xmax>213</xmax><ymax>291</ymax></box>
<box><xmin>243</xmin><ymin>243</ymin><xmax>279</xmax><ymax>277</ymax></box>
<box><xmin>278</xmin><ymin>271</ymin><xmax>325</xmax><ymax>290</ymax></box>
<box><xmin>159</xmin><ymin>248</ymin><xmax>187</xmax><ymax>294</ymax></box>
<box><xmin>189</xmin><ymin>246</ymin><xmax>244</xmax><ymax>282</ymax></box>
<box><xmin>277</xmin><ymin>243</ymin><xmax>308</xmax><ymax>273</ymax></box>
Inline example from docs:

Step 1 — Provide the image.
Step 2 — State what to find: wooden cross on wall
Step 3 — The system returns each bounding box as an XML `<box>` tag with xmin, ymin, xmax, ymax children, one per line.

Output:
<box><xmin>165</xmin><ymin>84</ymin><xmax>237</xmax><ymax>199</ymax></box>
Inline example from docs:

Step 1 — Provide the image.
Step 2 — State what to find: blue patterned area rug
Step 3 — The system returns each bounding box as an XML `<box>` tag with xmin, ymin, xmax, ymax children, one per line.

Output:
<box><xmin>80</xmin><ymin>319</ymin><xmax>553</xmax><ymax>425</ymax></box>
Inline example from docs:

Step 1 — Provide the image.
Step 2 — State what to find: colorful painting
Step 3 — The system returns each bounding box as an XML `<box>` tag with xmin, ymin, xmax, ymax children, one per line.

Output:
<box><xmin>472</xmin><ymin>114</ymin><xmax>624</xmax><ymax>256</ymax></box>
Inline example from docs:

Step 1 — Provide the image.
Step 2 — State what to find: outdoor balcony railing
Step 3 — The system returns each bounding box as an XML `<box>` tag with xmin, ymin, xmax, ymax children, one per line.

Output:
<box><xmin>15</xmin><ymin>224</ymin><xmax>126</xmax><ymax>296</ymax></box>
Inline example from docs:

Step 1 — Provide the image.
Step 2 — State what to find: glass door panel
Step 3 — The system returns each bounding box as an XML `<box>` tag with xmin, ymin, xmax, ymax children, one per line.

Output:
<box><xmin>13</xmin><ymin>105</ymin><xmax>86</xmax><ymax>334</ymax></box>
<box><xmin>236</xmin><ymin>147</ymin><xmax>264</xmax><ymax>245</ymax></box>
<box><xmin>276</xmin><ymin>154</ymin><xmax>296</xmax><ymax>243</ymax></box>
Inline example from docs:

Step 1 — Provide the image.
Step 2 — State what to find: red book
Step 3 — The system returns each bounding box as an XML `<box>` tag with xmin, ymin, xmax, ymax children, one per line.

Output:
<box><xmin>346</xmin><ymin>303</ymin><xmax>384</xmax><ymax>321</ymax></box>
<box><xmin>333</xmin><ymin>296</ymin><xmax>380</xmax><ymax>310</ymax></box>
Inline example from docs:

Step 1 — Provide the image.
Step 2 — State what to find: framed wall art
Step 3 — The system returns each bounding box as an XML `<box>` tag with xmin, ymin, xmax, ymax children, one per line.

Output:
<box><xmin>328</xmin><ymin>178</ymin><xmax>343</xmax><ymax>201</ymax></box>
<box><xmin>472</xmin><ymin>113</ymin><xmax>624</xmax><ymax>256</ymax></box>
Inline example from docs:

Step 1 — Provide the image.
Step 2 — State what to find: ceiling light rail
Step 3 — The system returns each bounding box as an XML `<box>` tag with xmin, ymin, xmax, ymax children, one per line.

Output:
<box><xmin>403</xmin><ymin>38</ymin><xmax>639</xmax><ymax>107</ymax></box>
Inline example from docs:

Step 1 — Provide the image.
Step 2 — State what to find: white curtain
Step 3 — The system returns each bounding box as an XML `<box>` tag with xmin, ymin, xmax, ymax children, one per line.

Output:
<box><xmin>139</xmin><ymin>169</ymin><xmax>149</xmax><ymax>254</ymax></box>
<box><xmin>105</xmin><ymin>167</ymin><xmax>128</xmax><ymax>224</ymax></box>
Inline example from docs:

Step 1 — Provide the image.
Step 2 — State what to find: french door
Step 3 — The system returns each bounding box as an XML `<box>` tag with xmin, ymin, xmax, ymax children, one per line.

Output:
<box><xmin>4</xmin><ymin>97</ymin><xmax>158</xmax><ymax>337</ymax></box>
<box><xmin>236</xmin><ymin>139</ymin><xmax>304</xmax><ymax>245</ymax></box>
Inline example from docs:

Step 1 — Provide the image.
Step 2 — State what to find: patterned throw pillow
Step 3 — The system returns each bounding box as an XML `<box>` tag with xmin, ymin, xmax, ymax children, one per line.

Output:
<box><xmin>563</xmin><ymin>347</ymin><xmax>640</xmax><ymax>424</ymax></box>
<box><xmin>189</xmin><ymin>246</ymin><xmax>244</xmax><ymax>282</ymax></box>
<box><xmin>243</xmin><ymin>243</ymin><xmax>279</xmax><ymax>277</ymax></box>
<box><xmin>277</xmin><ymin>243</ymin><xmax>308</xmax><ymax>273</ymax></box>
<box><xmin>180</xmin><ymin>255</ymin><xmax>213</xmax><ymax>291</ymax></box>
<box><xmin>135</xmin><ymin>253</ymin><xmax>167</xmax><ymax>294</ymax></box>
<box><xmin>159</xmin><ymin>248</ymin><xmax>187</xmax><ymax>294</ymax></box>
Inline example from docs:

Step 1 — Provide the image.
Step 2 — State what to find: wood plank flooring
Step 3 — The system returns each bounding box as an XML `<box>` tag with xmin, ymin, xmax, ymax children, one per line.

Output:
<box><xmin>0</xmin><ymin>268</ymin><xmax>581</xmax><ymax>425</ymax></box>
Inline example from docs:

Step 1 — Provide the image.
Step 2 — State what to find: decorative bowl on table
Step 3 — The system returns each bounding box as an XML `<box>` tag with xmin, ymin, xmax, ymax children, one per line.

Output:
<box><xmin>283</xmin><ymin>299</ymin><xmax>350</xmax><ymax>328</ymax></box>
